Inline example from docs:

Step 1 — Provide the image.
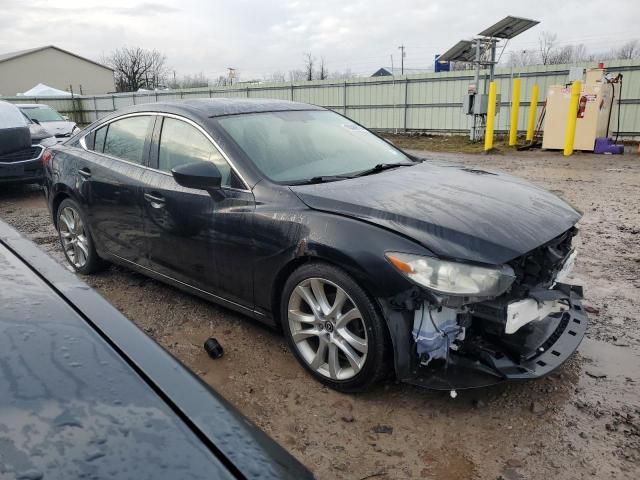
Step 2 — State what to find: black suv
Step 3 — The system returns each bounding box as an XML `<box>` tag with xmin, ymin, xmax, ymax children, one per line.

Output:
<box><xmin>0</xmin><ymin>100</ymin><xmax>56</xmax><ymax>185</ymax></box>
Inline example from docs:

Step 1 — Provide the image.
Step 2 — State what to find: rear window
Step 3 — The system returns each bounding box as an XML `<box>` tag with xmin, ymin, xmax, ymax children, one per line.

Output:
<box><xmin>102</xmin><ymin>116</ymin><xmax>152</xmax><ymax>164</ymax></box>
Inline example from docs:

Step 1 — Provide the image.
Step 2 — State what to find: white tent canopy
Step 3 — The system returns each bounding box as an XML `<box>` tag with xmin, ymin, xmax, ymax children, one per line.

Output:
<box><xmin>18</xmin><ymin>83</ymin><xmax>72</xmax><ymax>97</ymax></box>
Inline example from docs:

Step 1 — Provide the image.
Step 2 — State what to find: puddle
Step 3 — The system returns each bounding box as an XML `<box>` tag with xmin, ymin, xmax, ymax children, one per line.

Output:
<box><xmin>577</xmin><ymin>338</ymin><xmax>640</xmax><ymax>405</ymax></box>
<box><xmin>578</xmin><ymin>338</ymin><xmax>640</xmax><ymax>381</ymax></box>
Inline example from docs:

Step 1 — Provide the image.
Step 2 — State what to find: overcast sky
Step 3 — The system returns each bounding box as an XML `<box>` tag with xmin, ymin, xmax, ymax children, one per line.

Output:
<box><xmin>2</xmin><ymin>0</ymin><xmax>638</xmax><ymax>80</ymax></box>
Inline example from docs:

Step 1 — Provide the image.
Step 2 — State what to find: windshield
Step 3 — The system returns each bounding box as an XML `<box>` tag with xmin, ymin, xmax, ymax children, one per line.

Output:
<box><xmin>216</xmin><ymin>110</ymin><xmax>411</xmax><ymax>183</ymax></box>
<box><xmin>21</xmin><ymin>106</ymin><xmax>64</xmax><ymax>122</ymax></box>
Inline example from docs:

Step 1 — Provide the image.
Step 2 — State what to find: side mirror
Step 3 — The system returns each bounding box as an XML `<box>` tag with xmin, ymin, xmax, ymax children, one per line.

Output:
<box><xmin>172</xmin><ymin>161</ymin><xmax>222</xmax><ymax>190</ymax></box>
<box><xmin>62</xmin><ymin>115</ymin><xmax>69</xmax><ymax>121</ymax></box>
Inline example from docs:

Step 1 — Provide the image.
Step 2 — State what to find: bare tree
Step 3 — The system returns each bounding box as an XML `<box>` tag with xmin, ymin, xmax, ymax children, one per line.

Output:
<box><xmin>264</xmin><ymin>71</ymin><xmax>286</xmax><ymax>83</ymax></box>
<box><xmin>538</xmin><ymin>32</ymin><xmax>557</xmax><ymax>65</ymax></box>
<box><xmin>105</xmin><ymin>47</ymin><xmax>168</xmax><ymax>92</ymax></box>
<box><xmin>546</xmin><ymin>43</ymin><xmax>591</xmax><ymax>64</ymax></box>
<box><xmin>288</xmin><ymin>69</ymin><xmax>307</xmax><ymax>81</ymax></box>
<box><xmin>303</xmin><ymin>53</ymin><xmax>315</xmax><ymax>81</ymax></box>
<box><xmin>213</xmin><ymin>75</ymin><xmax>231</xmax><ymax>87</ymax></box>
<box><xmin>318</xmin><ymin>57</ymin><xmax>328</xmax><ymax>80</ymax></box>
<box><xmin>328</xmin><ymin>69</ymin><xmax>353</xmax><ymax>80</ymax></box>
<box><xmin>507</xmin><ymin>50</ymin><xmax>539</xmax><ymax>67</ymax></box>
<box><xmin>181</xmin><ymin>73</ymin><xmax>209</xmax><ymax>89</ymax></box>
<box><xmin>612</xmin><ymin>39</ymin><xmax>640</xmax><ymax>59</ymax></box>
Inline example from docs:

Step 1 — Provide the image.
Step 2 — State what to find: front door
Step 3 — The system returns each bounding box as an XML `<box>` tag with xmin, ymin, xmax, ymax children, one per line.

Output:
<box><xmin>141</xmin><ymin>115</ymin><xmax>255</xmax><ymax>309</ymax></box>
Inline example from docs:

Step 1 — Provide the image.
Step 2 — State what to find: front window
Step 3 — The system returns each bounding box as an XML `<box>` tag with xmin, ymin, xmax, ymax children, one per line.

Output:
<box><xmin>216</xmin><ymin>110</ymin><xmax>410</xmax><ymax>183</ymax></box>
<box><xmin>21</xmin><ymin>106</ymin><xmax>65</xmax><ymax>122</ymax></box>
<box><xmin>157</xmin><ymin>117</ymin><xmax>233</xmax><ymax>186</ymax></box>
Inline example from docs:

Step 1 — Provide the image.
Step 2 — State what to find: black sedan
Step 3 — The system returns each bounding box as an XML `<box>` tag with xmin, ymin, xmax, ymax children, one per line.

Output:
<box><xmin>0</xmin><ymin>219</ymin><xmax>312</xmax><ymax>479</ymax></box>
<box><xmin>43</xmin><ymin>99</ymin><xmax>587</xmax><ymax>392</ymax></box>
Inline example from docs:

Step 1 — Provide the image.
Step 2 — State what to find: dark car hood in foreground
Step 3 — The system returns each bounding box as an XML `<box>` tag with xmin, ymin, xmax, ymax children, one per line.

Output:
<box><xmin>291</xmin><ymin>160</ymin><xmax>581</xmax><ymax>265</ymax></box>
<box><xmin>0</xmin><ymin>220</ymin><xmax>313</xmax><ymax>480</ymax></box>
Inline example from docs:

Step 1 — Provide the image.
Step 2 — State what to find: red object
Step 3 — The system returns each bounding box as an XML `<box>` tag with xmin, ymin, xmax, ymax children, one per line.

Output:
<box><xmin>577</xmin><ymin>96</ymin><xmax>588</xmax><ymax>118</ymax></box>
<box><xmin>598</xmin><ymin>62</ymin><xmax>604</xmax><ymax>69</ymax></box>
<box><xmin>41</xmin><ymin>149</ymin><xmax>53</xmax><ymax>167</ymax></box>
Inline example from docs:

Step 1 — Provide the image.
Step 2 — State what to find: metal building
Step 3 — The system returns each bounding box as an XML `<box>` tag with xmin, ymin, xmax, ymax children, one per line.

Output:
<box><xmin>0</xmin><ymin>45</ymin><xmax>115</xmax><ymax>96</ymax></box>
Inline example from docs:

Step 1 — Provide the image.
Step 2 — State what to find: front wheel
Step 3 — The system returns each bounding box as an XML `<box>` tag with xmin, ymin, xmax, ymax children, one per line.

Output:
<box><xmin>281</xmin><ymin>263</ymin><xmax>391</xmax><ymax>392</ymax></box>
<box><xmin>56</xmin><ymin>198</ymin><xmax>104</xmax><ymax>274</ymax></box>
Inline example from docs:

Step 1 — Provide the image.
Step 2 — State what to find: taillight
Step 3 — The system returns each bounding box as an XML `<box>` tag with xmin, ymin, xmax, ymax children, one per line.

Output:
<box><xmin>41</xmin><ymin>149</ymin><xmax>53</xmax><ymax>167</ymax></box>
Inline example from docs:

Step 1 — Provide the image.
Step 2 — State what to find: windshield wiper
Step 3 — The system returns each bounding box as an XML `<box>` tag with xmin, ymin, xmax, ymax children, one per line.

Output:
<box><xmin>352</xmin><ymin>162</ymin><xmax>416</xmax><ymax>178</ymax></box>
<box><xmin>294</xmin><ymin>175</ymin><xmax>355</xmax><ymax>185</ymax></box>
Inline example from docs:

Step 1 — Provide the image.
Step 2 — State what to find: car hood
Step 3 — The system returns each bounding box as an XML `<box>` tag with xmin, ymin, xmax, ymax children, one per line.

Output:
<box><xmin>28</xmin><ymin>123</ymin><xmax>56</xmax><ymax>143</ymax></box>
<box><xmin>42</xmin><ymin>120</ymin><xmax>76</xmax><ymax>135</ymax></box>
<box><xmin>290</xmin><ymin>160</ymin><xmax>581</xmax><ymax>265</ymax></box>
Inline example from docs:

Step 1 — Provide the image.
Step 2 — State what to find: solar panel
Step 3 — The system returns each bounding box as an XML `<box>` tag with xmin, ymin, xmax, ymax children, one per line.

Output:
<box><xmin>478</xmin><ymin>16</ymin><xmax>540</xmax><ymax>39</ymax></box>
<box><xmin>438</xmin><ymin>40</ymin><xmax>477</xmax><ymax>63</ymax></box>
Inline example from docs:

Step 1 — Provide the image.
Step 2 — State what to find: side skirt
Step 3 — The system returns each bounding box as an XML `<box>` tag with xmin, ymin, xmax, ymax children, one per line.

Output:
<box><xmin>103</xmin><ymin>253</ymin><xmax>275</xmax><ymax>327</ymax></box>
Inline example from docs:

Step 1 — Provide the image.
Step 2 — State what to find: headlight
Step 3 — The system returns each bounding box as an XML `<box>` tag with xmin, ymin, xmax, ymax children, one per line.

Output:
<box><xmin>386</xmin><ymin>252</ymin><xmax>515</xmax><ymax>296</ymax></box>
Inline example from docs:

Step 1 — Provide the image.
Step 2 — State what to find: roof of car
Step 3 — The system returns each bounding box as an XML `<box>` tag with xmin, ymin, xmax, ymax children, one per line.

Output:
<box><xmin>120</xmin><ymin>98</ymin><xmax>325</xmax><ymax>118</ymax></box>
<box><xmin>16</xmin><ymin>103</ymin><xmax>48</xmax><ymax>108</ymax></box>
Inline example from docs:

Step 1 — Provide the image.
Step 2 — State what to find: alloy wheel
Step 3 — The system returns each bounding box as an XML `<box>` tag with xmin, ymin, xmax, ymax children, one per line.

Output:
<box><xmin>59</xmin><ymin>206</ymin><xmax>89</xmax><ymax>269</ymax></box>
<box><xmin>287</xmin><ymin>277</ymin><xmax>368</xmax><ymax>380</ymax></box>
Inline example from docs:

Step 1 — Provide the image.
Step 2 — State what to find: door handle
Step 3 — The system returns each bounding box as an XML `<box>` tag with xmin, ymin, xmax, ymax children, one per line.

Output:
<box><xmin>144</xmin><ymin>192</ymin><xmax>166</xmax><ymax>208</ymax></box>
<box><xmin>78</xmin><ymin>168</ymin><xmax>91</xmax><ymax>179</ymax></box>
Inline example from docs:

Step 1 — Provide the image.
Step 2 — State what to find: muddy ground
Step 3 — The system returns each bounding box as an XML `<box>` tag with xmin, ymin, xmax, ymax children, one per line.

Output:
<box><xmin>1</xmin><ymin>145</ymin><xmax>638</xmax><ymax>479</ymax></box>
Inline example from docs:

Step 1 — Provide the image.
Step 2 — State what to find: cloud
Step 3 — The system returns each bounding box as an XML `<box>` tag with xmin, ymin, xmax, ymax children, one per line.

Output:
<box><xmin>0</xmin><ymin>0</ymin><xmax>637</xmax><ymax>81</ymax></box>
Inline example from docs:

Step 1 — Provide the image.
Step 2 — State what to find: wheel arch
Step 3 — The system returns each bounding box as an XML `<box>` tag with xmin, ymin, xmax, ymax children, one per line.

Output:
<box><xmin>270</xmin><ymin>249</ymin><xmax>389</xmax><ymax>335</ymax></box>
<box><xmin>51</xmin><ymin>190</ymin><xmax>71</xmax><ymax>229</ymax></box>
<box><xmin>270</xmin><ymin>242</ymin><xmax>382</xmax><ymax>328</ymax></box>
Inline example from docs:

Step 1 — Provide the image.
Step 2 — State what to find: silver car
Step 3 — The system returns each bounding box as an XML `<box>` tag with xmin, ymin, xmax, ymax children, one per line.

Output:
<box><xmin>18</xmin><ymin>103</ymin><xmax>80</xmax><ymax>140</ymax></box>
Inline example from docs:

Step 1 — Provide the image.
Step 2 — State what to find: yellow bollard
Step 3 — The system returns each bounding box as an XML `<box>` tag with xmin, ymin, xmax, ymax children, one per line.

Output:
<box><xmin>484</xmin><ymin>81</ymin><xmax>497</xmax><ymax>152</ymax></box>
<box><xmin>509</xmin><ymin>78</ymin><xmax>521</xmax><ymax>146</ymax></box>
<box><xmin>526</xmin><ymin>84</ymin><xmax>539</xmax><ymax>142</ymax></box>
<box><xmin>563</xmin><ymin>81</ymin><xmax>582</xmax><ymax>156</ymax></box>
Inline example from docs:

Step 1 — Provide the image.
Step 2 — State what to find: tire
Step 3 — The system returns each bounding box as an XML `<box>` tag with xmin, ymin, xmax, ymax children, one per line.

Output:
<box><xmin>0</xmin><ymin>127</ymin><xmax>31</xmax><ymax>155</ymax></box>
<box><xmin>56</xmin><ymin>198</ymin><xmax>104</xmax><ymax>274</ymax></box>
<box><xmin>281</xmin><ymin>262</ymin><xmax>391</xmax><ymax>392</ymax></box>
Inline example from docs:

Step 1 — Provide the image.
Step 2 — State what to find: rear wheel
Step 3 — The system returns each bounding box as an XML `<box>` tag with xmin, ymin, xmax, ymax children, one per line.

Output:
<box><xmin>281</xmin><ymin>262</ymin><xmax>390</xmax><ymax>392</ymax></box>
<box><xmin>56</xmin><ymin>198</ymin><xmax>104</xmax><ymax>274</ymax></box>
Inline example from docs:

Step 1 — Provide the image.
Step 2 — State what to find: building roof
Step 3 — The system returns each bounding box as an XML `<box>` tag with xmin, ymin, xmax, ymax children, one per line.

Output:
<box><xmin>0</xmin><ymin>45</ymin><xmax>114</xmax><ymax>71</ymax></box>
<box><xmin>371</xmin><ymin>67</ymin><xmax>393</xmax><ymax>77</ymax></box>
<box><xmin>371</xmin><ymin>67</ymin><xmax>433</xmax><ymax>77</ymax></box>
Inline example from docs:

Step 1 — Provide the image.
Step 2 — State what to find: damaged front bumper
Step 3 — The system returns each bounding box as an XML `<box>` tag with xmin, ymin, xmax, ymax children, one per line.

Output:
<box><xmin>382</xmin><ymin>284</ymin><xmax>588</xmax><ymax>390</ymax></box>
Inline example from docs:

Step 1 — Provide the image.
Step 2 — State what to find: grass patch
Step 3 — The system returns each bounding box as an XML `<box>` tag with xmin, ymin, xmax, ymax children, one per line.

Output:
<box><xmin>383</xmin><ymin>133</ymin><xmax>526</xmax><ymax>154</ymax></box>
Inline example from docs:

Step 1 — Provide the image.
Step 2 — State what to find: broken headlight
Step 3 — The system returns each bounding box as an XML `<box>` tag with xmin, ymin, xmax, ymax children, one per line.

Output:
<box><xmin>386</xmin><ymin>252</ymin><xmax>515</xmax><ymax>297</ymax></box>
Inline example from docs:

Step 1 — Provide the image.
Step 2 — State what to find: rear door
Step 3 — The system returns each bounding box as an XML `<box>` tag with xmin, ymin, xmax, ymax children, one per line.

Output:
<box><xmin>82</xmin><ymin>114</ymin><xmax>155</xmax><ymax>264</ymax></box>
<box><xmin>141</xmin><ymin>115</ymin><xmax>256</xmax><ymax>308</ymax></box>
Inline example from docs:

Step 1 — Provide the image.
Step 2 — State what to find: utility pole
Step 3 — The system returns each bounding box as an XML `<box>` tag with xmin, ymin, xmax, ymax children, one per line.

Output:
<box><xmin>227</xmin><ymin>67</ymin><xmax>236</xmax><ymax>86</ymax></box>
<box><xmin>398</xmin><ymin>45</ymin><xmax>406</xmax><ymax>75</ymax></box>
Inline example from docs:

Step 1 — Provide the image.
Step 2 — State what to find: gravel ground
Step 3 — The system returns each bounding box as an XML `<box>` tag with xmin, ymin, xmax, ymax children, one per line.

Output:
<box><xmin>1</xmin><ymin>148</ymin><xmax>638</xmax><ymax>480</ymax></box>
